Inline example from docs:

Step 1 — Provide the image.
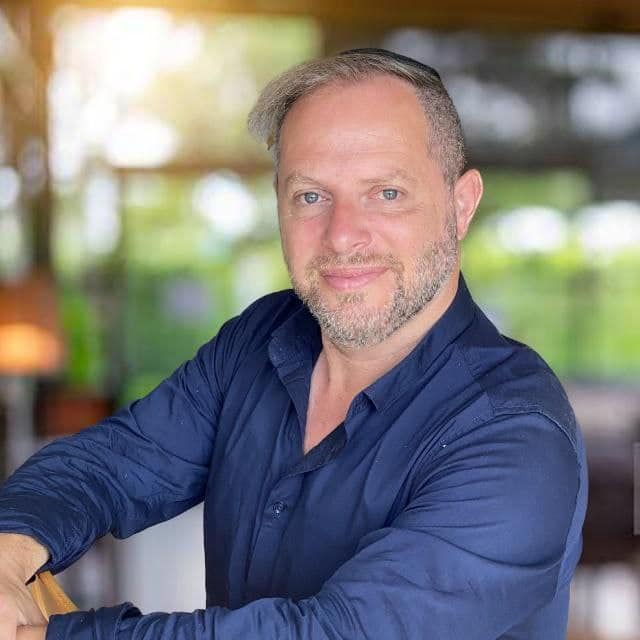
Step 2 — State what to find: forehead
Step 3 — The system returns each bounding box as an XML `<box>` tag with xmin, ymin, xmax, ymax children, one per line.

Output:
<box><xmin>278</xmin><ymin>75</ymin><xmax>431</xmax><ymax>172</ymax></box>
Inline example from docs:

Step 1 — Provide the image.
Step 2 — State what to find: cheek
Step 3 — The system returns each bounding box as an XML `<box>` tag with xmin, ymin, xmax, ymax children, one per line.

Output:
<box><xmin>280</xmin><ymin>220</ymin><xmax>319</xmax><ymax>269</ymax></box>
<box><xmin>375</xmin><ymin>216</ymin><xmax>427</xmax><ymax>259</ymax></box>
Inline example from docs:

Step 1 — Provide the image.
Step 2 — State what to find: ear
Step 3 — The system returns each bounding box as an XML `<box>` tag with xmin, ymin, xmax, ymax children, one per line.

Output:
<box><xmin>452</xmin><ymin>169</ymin><xmax>483</xmax><ymax>241</ymax></box>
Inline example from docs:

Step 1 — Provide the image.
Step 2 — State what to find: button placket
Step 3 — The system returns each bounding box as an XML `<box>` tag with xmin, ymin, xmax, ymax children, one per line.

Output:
<box><xmin>243</xmin><ymin>476</ymin><xmax>302</xmax><ymax>602</ymax></box>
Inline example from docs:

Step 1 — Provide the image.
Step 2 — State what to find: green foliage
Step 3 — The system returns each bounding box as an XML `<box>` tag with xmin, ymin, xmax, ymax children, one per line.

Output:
<box><xmin>475</xmin><ymin>169</ymin><xmax>592</xmax><ymax>220</ymax></box>
<box><xmin>58</xmin><ymin>284</ymin><xmax>106</xmax><ymax>389</ymax></box>
<box><xmin>463</xmin><ymin>169</ymin><xmax>640</xmax><ymax>380</ymax></box>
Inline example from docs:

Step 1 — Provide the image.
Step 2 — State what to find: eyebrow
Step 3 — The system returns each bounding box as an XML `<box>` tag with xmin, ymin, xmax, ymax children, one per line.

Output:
<box><xmin>360</xmin><ymin>169</ymin><xmax>416</xmax><ymax>185</ymax></box>
<box><xmin>283</xmin><ymin>169</ymin><xmax>416</xmax><ymax>190</ymax></box>
<box><xmin>283</xmin><ymin>172</ymin><xmax>319</xmax><ymax>189</ymax></box>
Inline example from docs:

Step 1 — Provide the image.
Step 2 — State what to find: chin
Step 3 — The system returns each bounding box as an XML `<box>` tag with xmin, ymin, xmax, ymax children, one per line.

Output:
<box><xmin>324</xmin><ymin>283</ymin><xmax>392</xmax><ymax>310</ymax></box>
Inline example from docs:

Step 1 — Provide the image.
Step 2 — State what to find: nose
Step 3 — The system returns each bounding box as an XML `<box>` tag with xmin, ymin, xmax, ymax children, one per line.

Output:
<box><xmin>322</xmin><ymin>197</ymin><xmax>372</xmax><ymax>256</ymax></box>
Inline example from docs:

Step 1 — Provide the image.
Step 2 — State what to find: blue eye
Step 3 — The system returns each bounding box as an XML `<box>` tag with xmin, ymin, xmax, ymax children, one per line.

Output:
<box><xmin>382</xmin><ymin>189</ymin><xmax>399</xmax><ymax>201</ymax></box>
<box><xmin>302</xmin><ymin>192</ymin><xmax>320</xmax><ymax>204</ymax></box>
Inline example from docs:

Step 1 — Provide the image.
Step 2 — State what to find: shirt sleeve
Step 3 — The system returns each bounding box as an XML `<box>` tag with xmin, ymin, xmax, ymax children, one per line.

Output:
<box><xmin>46</xmin><ymin>411</ymin><xmax>585</xmax><ymax>640</ymax></box>
<box><xmin>0</xmin><ymin>334</ymin><xmax>224</xmax><ymax>573</ymax></box>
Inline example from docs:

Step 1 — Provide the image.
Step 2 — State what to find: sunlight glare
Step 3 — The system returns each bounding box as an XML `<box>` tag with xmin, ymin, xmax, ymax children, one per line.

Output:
<box><xmin>102</xmin><ymin>8</ymin><xmax>173</xmax><ymax>97</ymax></box>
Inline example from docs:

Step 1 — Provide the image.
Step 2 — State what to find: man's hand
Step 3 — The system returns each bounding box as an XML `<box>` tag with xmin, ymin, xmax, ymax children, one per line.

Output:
<box><xmin>0</xmin><ymin>534</ymin><xmax>49</xmax><ymax>640</ymax></box>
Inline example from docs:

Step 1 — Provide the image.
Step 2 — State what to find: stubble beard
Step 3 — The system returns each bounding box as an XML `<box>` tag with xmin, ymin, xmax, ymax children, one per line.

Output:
<box><xmin>287</xmin><ymin>214</ymin><xmax>459</xmax><ymax>348</ymax></box>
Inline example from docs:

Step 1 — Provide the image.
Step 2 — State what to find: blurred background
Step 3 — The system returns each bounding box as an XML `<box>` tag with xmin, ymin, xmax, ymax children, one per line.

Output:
<box><xmin>0</xmin><ymin>0</ymin><xmax>638</xmax><ymax>637</ymax></box>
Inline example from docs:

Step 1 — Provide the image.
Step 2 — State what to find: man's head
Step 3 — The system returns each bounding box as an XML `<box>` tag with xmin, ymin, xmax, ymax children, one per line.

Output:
<box><xmin>248</xmin><ymin>49</ymin><xmax>483</xmax><ymax>348</ymax></box>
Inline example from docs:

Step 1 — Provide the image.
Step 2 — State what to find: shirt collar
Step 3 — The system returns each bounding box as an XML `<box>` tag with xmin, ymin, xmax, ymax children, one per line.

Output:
<box><xmin>268</xmin><ymin>273</ymin><xmax>477</xmax><ymax>412</ymax></box>
<box><xmin>364</xmin><ymin>273</ymin><xmax>477</xmax><ymax>411</ymax></box>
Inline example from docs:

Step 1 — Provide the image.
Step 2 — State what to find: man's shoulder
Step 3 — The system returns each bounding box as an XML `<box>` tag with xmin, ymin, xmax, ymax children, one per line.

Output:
<box><xmin>194</xmin><ymin>289</ymin><xmax>304</xmax><ymax>391</ymax></box>
<box><xmin>234</xmin><ymin>288</ymin><xmax>303</xmax><ymax>330</ymax></box>
<box><xmin>453</xmin><ymin>306</ymin><xmax>578</xmax><ymax>447</ymax></box>
<box><xmin>214</xmin><ymin>288</ymin><xmax>303</xmax><ymax>354</ymax></box>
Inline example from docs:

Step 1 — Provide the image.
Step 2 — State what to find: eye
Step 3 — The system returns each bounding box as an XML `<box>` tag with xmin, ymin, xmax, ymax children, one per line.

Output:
<box><xmin>381</xmin><ymin>188</ymin><xmax>399</xmax><ymax>201</ymax></box>
<box><xmin>301</xmin><ymin>192</ymin><xmax>320</xmax><ymax>204</ymax></box>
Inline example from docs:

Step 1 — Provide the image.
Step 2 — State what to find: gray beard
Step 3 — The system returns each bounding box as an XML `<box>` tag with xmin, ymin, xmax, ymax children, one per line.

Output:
<box><xmin>288</xmin><ymin>215</ymin><xmax>459</xmax><ymax>348</ymax></box>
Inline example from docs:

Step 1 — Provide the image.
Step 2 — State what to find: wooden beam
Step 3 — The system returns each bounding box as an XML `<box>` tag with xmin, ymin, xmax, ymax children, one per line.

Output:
<box><xmin>26</xmin><ymin>2</ymin><xmax>54</xmax><ymax>269</ymax></box>
<box><xmin>10</xmin><ymin>0</ymin><xmax>640</xmax><ymax>33</ymax></box>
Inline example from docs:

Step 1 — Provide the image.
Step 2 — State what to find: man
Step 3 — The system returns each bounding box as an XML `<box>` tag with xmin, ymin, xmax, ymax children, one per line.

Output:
<box><xmin>0</xmin><ymin>48</ymin><xmax>587</xmax><ymax>640</ymax></box>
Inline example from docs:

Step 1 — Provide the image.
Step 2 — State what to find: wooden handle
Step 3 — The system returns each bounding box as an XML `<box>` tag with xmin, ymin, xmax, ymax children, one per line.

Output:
<box><xmin>28</xmin><ymin>571</ymin><xmax>77</xmax><ymax>620</ymax></box>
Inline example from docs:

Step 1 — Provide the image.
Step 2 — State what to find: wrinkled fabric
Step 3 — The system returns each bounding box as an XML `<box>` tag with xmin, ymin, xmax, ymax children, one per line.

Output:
<box><xmin>0</xmin><ymin>275</ymin><xmax>587</xmax><ymax>639</ymax></box>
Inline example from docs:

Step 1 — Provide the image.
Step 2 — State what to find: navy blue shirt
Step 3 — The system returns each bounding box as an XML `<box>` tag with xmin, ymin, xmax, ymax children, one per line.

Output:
<box><xmin>0</xmin><ymin>275</ymin><xmax>587</xmax><ymax>639</ymax></box>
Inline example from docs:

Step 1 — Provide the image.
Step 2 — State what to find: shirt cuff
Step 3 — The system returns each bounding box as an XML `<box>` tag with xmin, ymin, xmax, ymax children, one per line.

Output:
<box><xmin>46</xmin><ymin>603</ymin><xmax>141</xmax><ymax>640</ymax></box>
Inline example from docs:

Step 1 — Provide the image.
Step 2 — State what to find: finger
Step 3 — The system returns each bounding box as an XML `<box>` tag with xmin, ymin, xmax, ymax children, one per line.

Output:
<box><xmin>19</xmin><ymin>597</ymin><xmax>46</xmax><ymax>628</ymax></box>
<box><xmin>9</xmin><ymin>585</ymin><xmax>45</xmax><ymax>629</ymax></box>
<box><xmin>13</xmin><ymin>579</ymin><xmax>45</xmax><ymax>629</ymax></box>
<box><xmin>16</xmin><ymin>627</ymin><xmax>47</xmax><ymax>640</ymax></box>
<box><xmin>0</xmin><ymin>596</ymin><xmax>18</xmax><ymax>640</ymax></box>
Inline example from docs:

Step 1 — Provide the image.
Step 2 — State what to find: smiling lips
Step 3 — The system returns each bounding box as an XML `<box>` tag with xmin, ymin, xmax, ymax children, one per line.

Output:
<box><xmin>320</xmin><ymin>267</ymin><xmax>388</xmax><ymax>291</ymax></box>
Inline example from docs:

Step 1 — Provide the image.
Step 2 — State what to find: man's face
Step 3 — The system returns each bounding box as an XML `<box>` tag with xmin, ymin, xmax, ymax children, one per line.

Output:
<box><xmin>276</xmin><ymin>75</ymin><xmax>461</xmax><ymax>348</ymax></box>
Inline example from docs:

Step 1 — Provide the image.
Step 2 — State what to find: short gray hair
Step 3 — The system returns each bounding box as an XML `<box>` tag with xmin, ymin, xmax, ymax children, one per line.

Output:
<box><xmin>247</xmin><ymin>48</ymin><xmax>466</xmax><ymax>186</ymax></box>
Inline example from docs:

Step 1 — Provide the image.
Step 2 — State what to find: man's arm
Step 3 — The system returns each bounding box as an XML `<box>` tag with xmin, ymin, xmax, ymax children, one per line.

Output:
<box><xmin>43</xmin><ymin>412</ymin><xmax>587</xmax><ymax>640</ymax></box>
<box><xmin>0</xmin><ymin>293</ymin><xmax>291</xmax><ymax>640</ymax></box>
<box><xmin>0</xmin><ymin>332</ymin><xmax>226</xmax><ymax>640</ymax></box>
<box><xmin>0</xmin><ymin>335</ymin><xmax>225</xmax><ymax>574</ymax></box>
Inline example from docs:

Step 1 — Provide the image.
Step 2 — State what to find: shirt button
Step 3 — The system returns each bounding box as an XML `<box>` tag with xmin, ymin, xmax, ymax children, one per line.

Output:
<box><xmin>272</xmin><ymin>501</ymin><xmax>287</xmax><ymax>517</ymax></box>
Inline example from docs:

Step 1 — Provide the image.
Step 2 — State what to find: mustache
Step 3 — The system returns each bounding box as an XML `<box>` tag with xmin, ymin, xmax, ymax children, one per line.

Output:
<box><xmin>306</xmin><ymin>252</ymin><xmax>402</xmax><ymax>271</ymax></box>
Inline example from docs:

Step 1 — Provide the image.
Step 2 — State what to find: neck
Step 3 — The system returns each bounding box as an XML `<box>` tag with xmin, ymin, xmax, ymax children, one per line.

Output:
<box><xmin>318</xmin><ymin>271</ymin><xmax>460</xmax><ymax>394</ymax></box>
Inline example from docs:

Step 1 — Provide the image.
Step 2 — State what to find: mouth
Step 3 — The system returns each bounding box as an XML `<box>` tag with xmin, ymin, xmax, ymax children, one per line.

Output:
<box><xmin>320</xmin><ymin>267</ymin><xmax>388</xmax><ymax>291</ymax></box>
